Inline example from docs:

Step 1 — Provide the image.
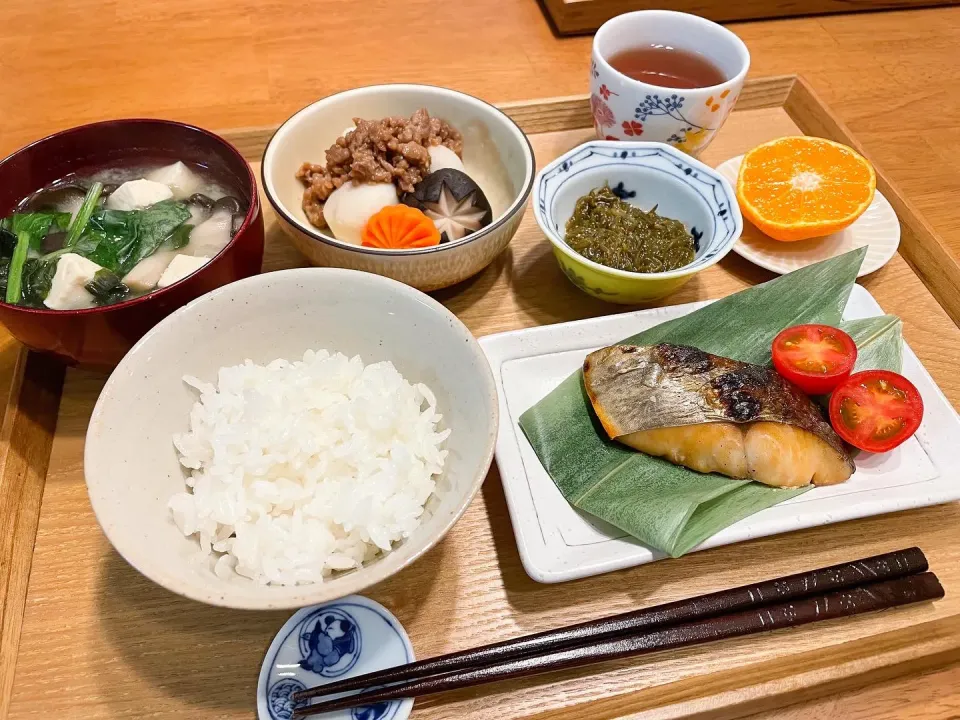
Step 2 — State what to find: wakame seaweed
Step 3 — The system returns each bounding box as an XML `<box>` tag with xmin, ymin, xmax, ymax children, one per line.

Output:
<box><xmin>85</xmin><ymin>268</ymin><xmax>128</xmax><ymax>304</ymax></box>
<box><xmin>0</xmin><ymin>228</ymin><xmax>16</xmax><ymax>257</ymax></box>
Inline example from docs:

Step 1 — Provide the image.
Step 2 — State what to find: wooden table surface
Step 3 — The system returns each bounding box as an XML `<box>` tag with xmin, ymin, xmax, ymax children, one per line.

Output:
<box><xmin>2</xmin><ymin>1</ymin><xmax>960</xmax><ymax>717</ymax></box>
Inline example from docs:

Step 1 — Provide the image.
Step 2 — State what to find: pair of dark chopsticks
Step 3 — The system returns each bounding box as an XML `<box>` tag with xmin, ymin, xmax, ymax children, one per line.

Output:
<box><xmin>291</xmin><ymin>547</ymin><xmax>942</xmax><ymax>717</ymax></box>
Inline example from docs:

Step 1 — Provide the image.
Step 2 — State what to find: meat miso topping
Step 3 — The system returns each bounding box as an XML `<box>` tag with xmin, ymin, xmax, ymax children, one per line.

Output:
<box><xmin>296</xmin><ymin>108</ymin><xmax>463</xmax><ymax>229</ymax></box>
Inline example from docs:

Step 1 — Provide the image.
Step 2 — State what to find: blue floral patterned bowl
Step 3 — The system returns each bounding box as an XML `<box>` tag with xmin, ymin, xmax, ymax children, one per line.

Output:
<box><xmin>533</xmin><ymin>140</ymin><xmax>742</xmax><ymax>304</ymax></box>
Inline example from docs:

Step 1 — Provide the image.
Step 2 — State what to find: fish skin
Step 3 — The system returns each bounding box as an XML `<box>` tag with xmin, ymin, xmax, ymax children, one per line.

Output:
<box><xmin>582</xmin><ymin>343</ymin><xmax>853</xmax><ymax>472</ymax></box>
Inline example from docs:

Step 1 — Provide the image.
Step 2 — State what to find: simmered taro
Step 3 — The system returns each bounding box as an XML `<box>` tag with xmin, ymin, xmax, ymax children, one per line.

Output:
<box><xmin>565</xmin><ymin>186</ymin><xmax>695</xmax><ymax>273</ymax></box>
<box><xmin>323</xmin><ymin>181</ymin><xmax>400</xmax><ymax>246</ymax></box>
<box><xmin>401</xmin><ymin>169</ymin><xmax>492</xmax><ymax>243</ymax></box>
<box><xmin>0</xmin><ymin>159</ymin><xmax>249</xmax><ymax>310</ymax></box>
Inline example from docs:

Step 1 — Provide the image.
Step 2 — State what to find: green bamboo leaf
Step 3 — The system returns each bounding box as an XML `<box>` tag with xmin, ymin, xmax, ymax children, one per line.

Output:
<box><xmin>840</xmin><ymin>315</ymin><xmax>902</xmax><ymax>373</ymax></box>
<box><xmin>518</xmin><ymin>248</ymin><xmax>899</xmax><ymax>558</ymax></box>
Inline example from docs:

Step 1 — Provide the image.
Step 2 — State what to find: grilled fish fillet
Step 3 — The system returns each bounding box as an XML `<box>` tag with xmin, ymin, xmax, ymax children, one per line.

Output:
<box><xmin>582</xmin><ymin>343</ymin><xmax>854</xmax><ymax>488</ymax></box>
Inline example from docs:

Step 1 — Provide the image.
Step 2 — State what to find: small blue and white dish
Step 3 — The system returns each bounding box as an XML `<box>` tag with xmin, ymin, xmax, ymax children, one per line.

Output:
<box><xmin>533</xmin><ymin>140</ymin><xmax>743</xmax><ymax>304</ymax></box>
<box><xmin>258</xmin><ymin>595</ymin><xmax>414</xmax><ymax>720</ymax></box>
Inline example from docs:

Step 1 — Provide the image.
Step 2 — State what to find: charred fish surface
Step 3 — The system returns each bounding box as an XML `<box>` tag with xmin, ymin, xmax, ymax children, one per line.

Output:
<box><xmin>582</xmin><ymin>343</ymin><xmax>854</xmax><ymax>487</ymax></box>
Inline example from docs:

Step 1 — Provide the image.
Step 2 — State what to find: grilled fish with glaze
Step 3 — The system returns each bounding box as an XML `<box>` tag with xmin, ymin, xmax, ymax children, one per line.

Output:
<box><xmin>582</xmin><ymin>343</ymin><xmax>854</xmax><ymax>487</ymax></box>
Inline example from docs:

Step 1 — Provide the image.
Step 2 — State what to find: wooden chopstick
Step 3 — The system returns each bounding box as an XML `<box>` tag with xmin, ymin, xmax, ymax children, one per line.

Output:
<box><xmin>293</xmin><ymin>547</ymin><xmax>927</xmax><ymax>703</ymax></box>
<box><xmin>292</xmin><ymin>576</ymin><xmax>943</xmax><ymax>717</ymax></box>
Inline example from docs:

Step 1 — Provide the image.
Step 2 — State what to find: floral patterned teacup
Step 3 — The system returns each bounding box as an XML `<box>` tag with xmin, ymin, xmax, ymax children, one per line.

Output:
<box><xmin>590</xmin><ymin>10</ymin><xmax>750</xmax><ymax>156</ymax></box>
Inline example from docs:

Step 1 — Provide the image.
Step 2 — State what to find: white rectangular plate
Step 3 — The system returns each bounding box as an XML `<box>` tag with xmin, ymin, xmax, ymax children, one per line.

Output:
<box><xmin>478</xmin><ymin>285</ymin><xmax>960</xmax><ymax>583</ymax></box>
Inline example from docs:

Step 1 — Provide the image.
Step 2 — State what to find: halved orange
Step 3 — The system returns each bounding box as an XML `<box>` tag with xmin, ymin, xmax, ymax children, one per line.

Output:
<box><xmin>735</xmin><ymin>136</ymin><xmax>876</xmax><ymax>242</ymax></box>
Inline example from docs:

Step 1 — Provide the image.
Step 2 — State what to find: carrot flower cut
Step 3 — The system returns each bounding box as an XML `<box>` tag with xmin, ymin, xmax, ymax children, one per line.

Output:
<box><xmin>361</xmin><ymin>205</ymin><xmax>441</xmax><ymax>249</ymax></box>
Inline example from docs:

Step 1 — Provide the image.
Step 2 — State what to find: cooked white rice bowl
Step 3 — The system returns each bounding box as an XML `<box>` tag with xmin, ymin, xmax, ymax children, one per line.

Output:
<box><xmin>169</xmin><ymin>349</ymin><xmax>450</xmax><ymax>586</ymax></box>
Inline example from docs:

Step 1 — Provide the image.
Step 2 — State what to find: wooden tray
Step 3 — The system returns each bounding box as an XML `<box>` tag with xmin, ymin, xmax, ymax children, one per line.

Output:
<box><xmin>539</xmin><ymin>0</ymin><xmax>960</xmax><ymax>36</ymax></box>
<box><xmin>4</xmin><ymin>75</ymin><xmax>960</xmax><ymax>720</ymax></box>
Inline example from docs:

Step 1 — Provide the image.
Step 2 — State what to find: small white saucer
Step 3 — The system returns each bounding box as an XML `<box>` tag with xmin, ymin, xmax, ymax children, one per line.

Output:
<box><xmin>715</xmin><ymin>154</ymin><xmax>900</xmax><ymax>277</ymax></box>
<box><xmin>257</xmin><ymin>595</ymin><xmax>414</xmax><ymax>720</ymax></box>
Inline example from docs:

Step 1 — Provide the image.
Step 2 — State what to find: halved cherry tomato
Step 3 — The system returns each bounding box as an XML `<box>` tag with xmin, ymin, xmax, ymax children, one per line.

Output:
<box><xmin>828</xmin><ymin>370</ymin><xmax>923</xmax><ymax>453</ymax></box>
<box><xmin>771</xmin><ymin>324</ymin><xmax>857</xmax><ymax>395</ymax></box>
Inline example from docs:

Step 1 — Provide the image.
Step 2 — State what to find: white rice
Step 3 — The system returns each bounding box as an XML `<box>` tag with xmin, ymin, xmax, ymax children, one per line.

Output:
<box><xmin>169</xmin><ymin>349</ymin><xmax>450</xmax><ymax>586</ymax></box>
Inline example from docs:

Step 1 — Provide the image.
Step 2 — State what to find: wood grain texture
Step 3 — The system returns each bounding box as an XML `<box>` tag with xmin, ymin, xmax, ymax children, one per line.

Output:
<box><xmin>5</xmin><ymin>98</ymin><xmax>960</xmax><ymax>720</ymax></box>
<box><xmin>0</xmin><ymin>352</ymin><xmax>63</xmax><ymax>720</ymax></box>
<box><xmin>540</xmin><ymin>0</ymin><xmax>960</xmax><ymax>35</ymax></box>
<box><xmin>744</xmin><ymin>660</ymin><xmax>960</xmax><ymax>720</ymax></box>
<box><xmin>3</xmin><ymin>3</ymin><xmax>960</xmax><ymax>266</ymax></box>
<box><xmin>2</xmin><ymin>2</ymin><xmax>960</xmax><ymax>716</ymax></box>
<box><xmin>784</xmin><ymin>77</ymin><xmax>960</xmax><ymax>327</ymax></box>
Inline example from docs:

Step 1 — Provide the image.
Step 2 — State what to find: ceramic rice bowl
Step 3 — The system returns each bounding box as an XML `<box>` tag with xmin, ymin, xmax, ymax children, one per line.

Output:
<box><xmin>85</xmin><ymin>268</ymin><xmax>498</xmax><ymax>610</ymax></box>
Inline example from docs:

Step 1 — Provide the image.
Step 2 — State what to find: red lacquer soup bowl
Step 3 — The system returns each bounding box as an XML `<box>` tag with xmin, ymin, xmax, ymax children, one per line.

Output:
<box><xmin>0</xmin><ymin>119</ymin><xmax>265</xmax><ymax>367</ymax></box>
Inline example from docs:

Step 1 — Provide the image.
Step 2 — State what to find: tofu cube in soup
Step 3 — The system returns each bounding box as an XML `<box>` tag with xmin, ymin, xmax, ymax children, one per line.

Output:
<box><xmin>146</xmin><ymin>161</ymin><xmax>203</xmax><ymax>200</ymax></box>
<box><xmin>158</xmin><ymin>254</ymin><xmax>210</xmax><ymax>288</ymax></box>
<box><xmin>43</xmin><ymin>253</ymin><xmax>103</xmax><ymax>310</ymax></box>
<box><xmin>106</xmin><ymin>179</ymin><xmax>174</xmax><ymax>211</ymax></box>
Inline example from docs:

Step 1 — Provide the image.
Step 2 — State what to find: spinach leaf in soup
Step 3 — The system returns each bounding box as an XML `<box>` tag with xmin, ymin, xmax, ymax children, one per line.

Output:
<box><xmin>83</xmin><ymin>200</ymin><xmax>191</xmax><ymax>276</ymax></box>
<box><xmin>84</xmin><ymin>210</ymin><xmax>142</xmax><ymax>274</ymax></box>
<box><xmin>1</xmin><ymin>212</ymin><xmax>71</xmax><ymax>304</ymax></box>
<box><xmin>1</xmin><ymin>212</ymin><xmax>72</xmax><ymax>251</ymax></box>
<box><xmin>19</xmin><ymin>257</ymin><xmax>59</xmax><ymax>308</ymax></box>
<box><xmin>0</xmin><ymin>196</ymin><xmax>191</xmax><ymax>306</ymax></box>
<box><xmin>135</xmin><ymin>200</ymin><xmax>191</xmax><ymax>265</ymax></box>
<box><xmin>169</xmin><ymin>223</ymin><xmax>193</xmax><ymax>250</ymax></box>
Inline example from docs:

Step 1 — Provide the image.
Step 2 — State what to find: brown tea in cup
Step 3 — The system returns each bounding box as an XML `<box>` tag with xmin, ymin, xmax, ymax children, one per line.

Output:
<box><xmin>608</xmin><ymin>44</ymin><xmax>727</xmax><ymax>89</ymax></box>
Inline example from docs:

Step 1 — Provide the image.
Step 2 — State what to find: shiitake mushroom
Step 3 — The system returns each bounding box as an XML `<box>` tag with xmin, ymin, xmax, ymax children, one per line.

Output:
<box><xmin>213</xmin><ymin>196</ymin><xmax>243</xmax><ymax>214</ymax></box>
<box><xmin>187</xmin><ymin>193</ymin><xmax>216</xmax><ymax>210</ymax></box>
<box><xmin>40</xmin><ymin>230</ymin><xmax>68</xmax><ymax>254</ymax></box>
<box><xmin>400</xmin><ymin>169</ymin><xmax>492</xmax><ymax>243</ymax></box>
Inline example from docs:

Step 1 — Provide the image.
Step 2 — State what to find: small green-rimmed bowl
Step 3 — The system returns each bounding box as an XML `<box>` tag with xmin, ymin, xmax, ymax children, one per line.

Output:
<box><xmin>533</xmin><ymin>141</ymin><xmax>742</xmax><ymax>304</ymax></box>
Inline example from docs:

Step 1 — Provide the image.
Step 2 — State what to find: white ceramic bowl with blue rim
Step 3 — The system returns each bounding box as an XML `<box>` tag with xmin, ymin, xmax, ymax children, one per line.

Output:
<box><xmin>533</xmin><ymin>140</ymin><xmax>743</xmax><ymax>303</ymax></box>
<box><xmin>258</xmin><ymin>595</ymin><xmax>414</xmax><ymax>720</ymax></box>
